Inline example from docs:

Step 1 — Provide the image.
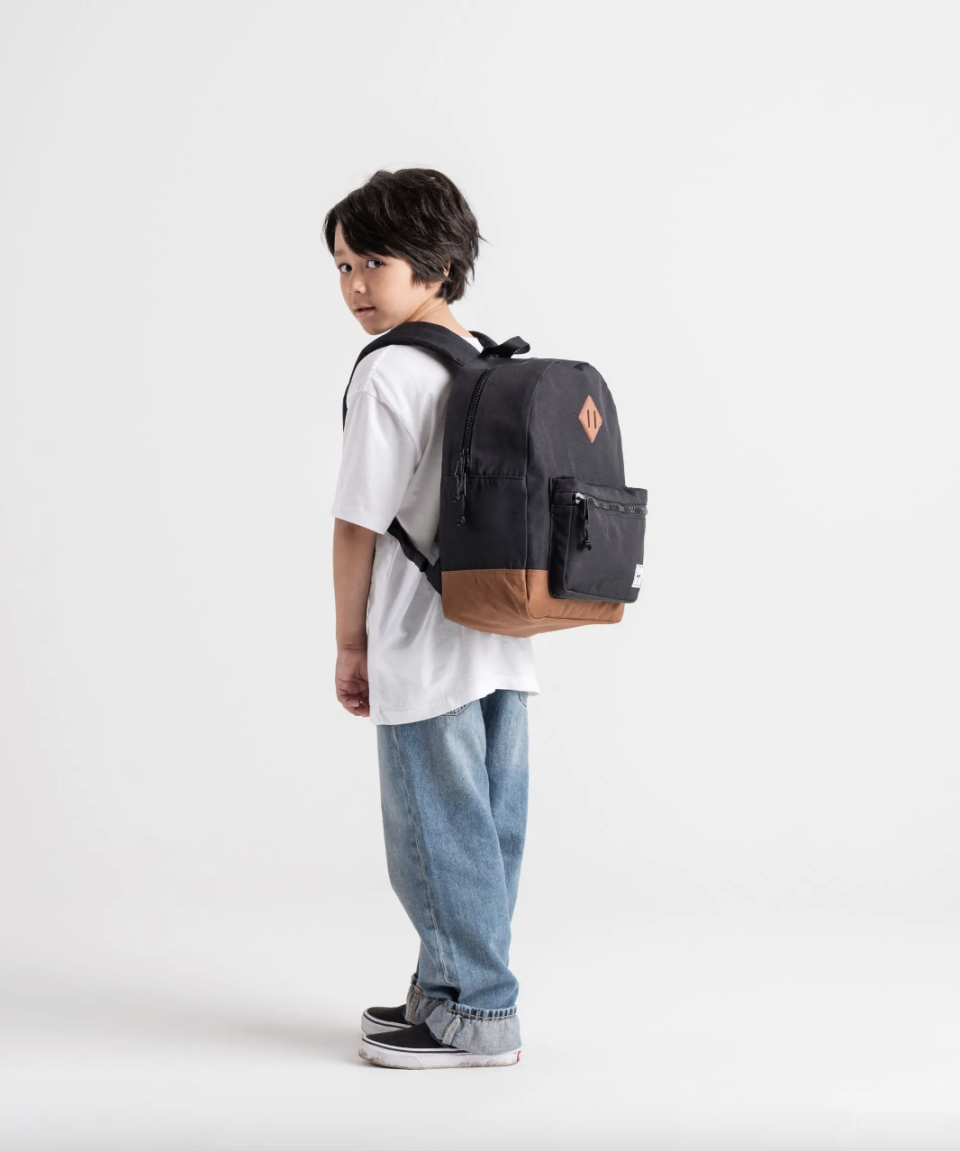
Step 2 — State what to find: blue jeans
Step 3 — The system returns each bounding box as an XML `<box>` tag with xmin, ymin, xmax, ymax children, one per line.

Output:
<box><xmin>375</xmin><ymin>688</ymin><xmax>529</xmax><ymax>1055</ymax></box>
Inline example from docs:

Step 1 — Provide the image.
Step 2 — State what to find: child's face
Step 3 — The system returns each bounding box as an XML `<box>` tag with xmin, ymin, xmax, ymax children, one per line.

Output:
<box><xmin>333</xmin><ymin>222</ymin><xmax>446</xmax><ymax>334</ymax></box>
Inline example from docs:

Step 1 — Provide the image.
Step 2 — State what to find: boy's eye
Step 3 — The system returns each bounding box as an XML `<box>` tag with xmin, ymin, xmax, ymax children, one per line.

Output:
<box><xmin>337</xmin><ymin>259</ymin><xmax>385</xmax><ymax>273</ymax></box>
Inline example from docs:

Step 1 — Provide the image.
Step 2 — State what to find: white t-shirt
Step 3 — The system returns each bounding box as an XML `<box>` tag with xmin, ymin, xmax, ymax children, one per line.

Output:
<box><xmin>331</xmin><ymin>333</ymin><xmax>540</xmax><ymax>725</ymax></box>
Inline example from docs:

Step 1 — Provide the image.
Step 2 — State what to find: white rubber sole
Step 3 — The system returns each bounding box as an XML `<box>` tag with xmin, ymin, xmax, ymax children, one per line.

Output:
<box><xmin>358</xmin><ymin>1035</ymin><xmax>521</xmax><ymax>1070</ymax></box>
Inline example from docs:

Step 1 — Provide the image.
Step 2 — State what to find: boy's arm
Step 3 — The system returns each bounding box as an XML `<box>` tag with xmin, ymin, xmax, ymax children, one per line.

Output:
<box><xmin>333</xmin><ymin>517</ymin><xmax>376</xmax><ymax>716</ymax></box>
<box><xmin>331</xmin><ymin>384</ymin><xmax>421</xmax><ymax>719</ymax></box>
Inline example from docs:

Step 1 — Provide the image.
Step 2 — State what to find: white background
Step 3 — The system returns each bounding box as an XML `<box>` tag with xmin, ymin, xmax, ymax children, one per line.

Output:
<box><xmin>2</xmin><ymin>2</ymin><xmax>958</xmax><ymax>1148</ymax></box>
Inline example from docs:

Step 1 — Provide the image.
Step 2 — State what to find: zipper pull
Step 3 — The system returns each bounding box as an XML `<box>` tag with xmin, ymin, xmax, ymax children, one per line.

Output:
<box><xmin>453</xmin><ymin>448</ymin><xmax>466</xmax><ymax>497</ymax></box>
<box><xmin>574</xmin><ymin>493</ymin><xmax>592</xmax><ymax>550</ymax></box>
<box><xmin>453</xmin><ymin>448</ymin><xmax>469</xmax><ymax>526</ymax></box>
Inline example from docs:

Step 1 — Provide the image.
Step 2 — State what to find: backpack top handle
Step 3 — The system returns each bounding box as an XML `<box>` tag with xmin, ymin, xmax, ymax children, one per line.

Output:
<box><xmin>478</xmin><ymin>335</ymin><xmax>531</xmax><ymax>359</ymax></box>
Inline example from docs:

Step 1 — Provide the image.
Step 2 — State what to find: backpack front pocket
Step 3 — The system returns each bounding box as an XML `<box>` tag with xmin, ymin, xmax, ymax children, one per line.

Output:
<box><xmin>549</xmin><ymin>477</ymin><xmax>647</xmax><ymax>602</ymax></box>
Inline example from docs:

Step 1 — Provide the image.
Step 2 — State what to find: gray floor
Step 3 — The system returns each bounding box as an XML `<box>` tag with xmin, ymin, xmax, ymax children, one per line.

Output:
<box><xmin>2</xmin><ymin>881</ymin><xmax>958</xmax><ymax>1151</ymax></box>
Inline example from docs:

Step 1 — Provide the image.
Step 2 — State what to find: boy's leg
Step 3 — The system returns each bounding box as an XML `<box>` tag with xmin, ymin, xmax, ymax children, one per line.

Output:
<box><xmin>403</xmin><ymin>689</ymin><xmax>529</xmax><ymax>1027</ymax></box>
<box><xmin>376</xmin><ymin>690</ymin><xmax>529</xmax><ymax>1056</ymax></box>
<box><xmin>480</xmin><ymin>688</ymin><xmax>530</xmax><ymax>922</ymax></box>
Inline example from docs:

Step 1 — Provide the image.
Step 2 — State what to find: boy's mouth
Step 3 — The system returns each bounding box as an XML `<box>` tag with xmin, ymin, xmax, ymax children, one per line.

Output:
<box><xmin>354</xmin><ymin>305</ymin><xmax>375</xmax><ymax>316</ymax></box>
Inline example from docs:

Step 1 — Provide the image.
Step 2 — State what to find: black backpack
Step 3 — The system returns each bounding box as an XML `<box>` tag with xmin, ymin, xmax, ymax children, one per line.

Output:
<box><xmin>341</xmin><ymin>321</ymin><xmax>647</xmax><ymax>637</ymax></box>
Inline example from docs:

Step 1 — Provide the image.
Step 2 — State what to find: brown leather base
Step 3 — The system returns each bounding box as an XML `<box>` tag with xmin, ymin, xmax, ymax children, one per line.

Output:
<box><xmin>441</xmin><ymin>569</ymin><xmax>625</xmax><ymax>637</ymax></box>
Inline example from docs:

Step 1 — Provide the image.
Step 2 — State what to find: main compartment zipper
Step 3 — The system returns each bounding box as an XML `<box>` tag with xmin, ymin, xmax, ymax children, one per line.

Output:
<box><xmin>453</xmin><ymin>366</ymin><xmax>497</xmax><ymax>526</ymax></box>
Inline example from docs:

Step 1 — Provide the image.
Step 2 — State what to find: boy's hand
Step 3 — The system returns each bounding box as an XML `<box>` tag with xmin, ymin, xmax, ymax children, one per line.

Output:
<box><xmin>332</xmin><ymin>517</ymin><xmax>375</xmax><ymax>717</ymax></box>
<box><xmin>336</xmin><ymin>646</ymin><xmax>370</xmax><ymax>717</ymax></box>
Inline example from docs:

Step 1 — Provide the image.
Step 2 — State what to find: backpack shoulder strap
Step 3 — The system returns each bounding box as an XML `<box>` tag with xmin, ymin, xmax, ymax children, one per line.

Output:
<box><xmin>341</xmin><ymin>322</ymin><xmax>490</xmax><ymax>429</ymax></box>
<box><xmin>338</xmin><ymin>322</ymin><xmax>495</xmax><ymax>597</ymax></box>
<box><xmin>388</xmin><ymin>518</ymin><xmax>443</xmax><ymax>595</ymax></box>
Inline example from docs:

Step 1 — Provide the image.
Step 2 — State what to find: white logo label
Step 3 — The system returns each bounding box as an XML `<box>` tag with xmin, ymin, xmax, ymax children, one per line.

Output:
<box><xmin>632</xmin><ymin>564</ymin><xmax>643</xmax><ymax>589</ymax></box>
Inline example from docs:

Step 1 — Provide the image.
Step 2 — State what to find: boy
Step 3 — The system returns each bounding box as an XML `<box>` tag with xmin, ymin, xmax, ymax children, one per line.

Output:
<box><xmin>326</xmin><ymin>168</ymin><xmax>539</xmax><ymax>1070</ymax></box>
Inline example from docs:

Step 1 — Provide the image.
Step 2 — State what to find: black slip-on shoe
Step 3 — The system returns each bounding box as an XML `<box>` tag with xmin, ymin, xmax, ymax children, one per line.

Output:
<box><xmin>358</xmin><ymin>1021</ymin><xmax>521</xmax><ymax>1070</ymax></box>
<box><xmin>360</xmin><ymin>1004</ymin><xmax>412</xmax><ymax>1036</ymax></box>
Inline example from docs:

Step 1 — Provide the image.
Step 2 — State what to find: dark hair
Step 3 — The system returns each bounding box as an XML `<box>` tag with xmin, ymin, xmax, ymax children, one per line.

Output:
<box><xmin>323</xmin><ymin>168</ymin><xmax>485</xmax><ymax>303</ymax></box>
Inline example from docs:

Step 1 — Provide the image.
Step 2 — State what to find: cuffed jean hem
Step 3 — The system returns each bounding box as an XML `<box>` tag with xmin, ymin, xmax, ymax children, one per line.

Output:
<box><xmin>405</xmin><ymin>976</ymin><xmax>446</xmax><ymax>1026</ymax></box>
<box><xmin>405</xmin><ymin>976</ymin><xmax>521</xmax><ymax>1056</ymax></box>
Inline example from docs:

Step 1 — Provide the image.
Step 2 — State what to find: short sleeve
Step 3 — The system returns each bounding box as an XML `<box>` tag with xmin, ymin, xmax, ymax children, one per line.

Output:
<box><xmin>331</xmin><ymin>390</ymin><xmax>420</xmax><ymax>534</ymax></box>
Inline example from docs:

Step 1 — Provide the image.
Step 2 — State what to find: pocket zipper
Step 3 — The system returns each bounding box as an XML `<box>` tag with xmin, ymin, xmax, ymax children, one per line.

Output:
<box><xmin>573</xmin><ymin>491</ymin><xmax>648</xmax><ymax>551</ymax></box>
<box><xmin>573</xmin><ymin>492</ymin><xmax>647</xmax><ymax>516</ymax></box>
<box><xmin>453</xmin><ymin>366</ymin><xmax>497</xmax><ymax>526</ymax></box>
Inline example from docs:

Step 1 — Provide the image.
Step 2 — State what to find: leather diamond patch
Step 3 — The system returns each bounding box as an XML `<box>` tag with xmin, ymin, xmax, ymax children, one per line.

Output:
<box><xmin>578</xmin><ymin>394</ymin><xmax>602</xmax><ymax>443</ymax></box>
